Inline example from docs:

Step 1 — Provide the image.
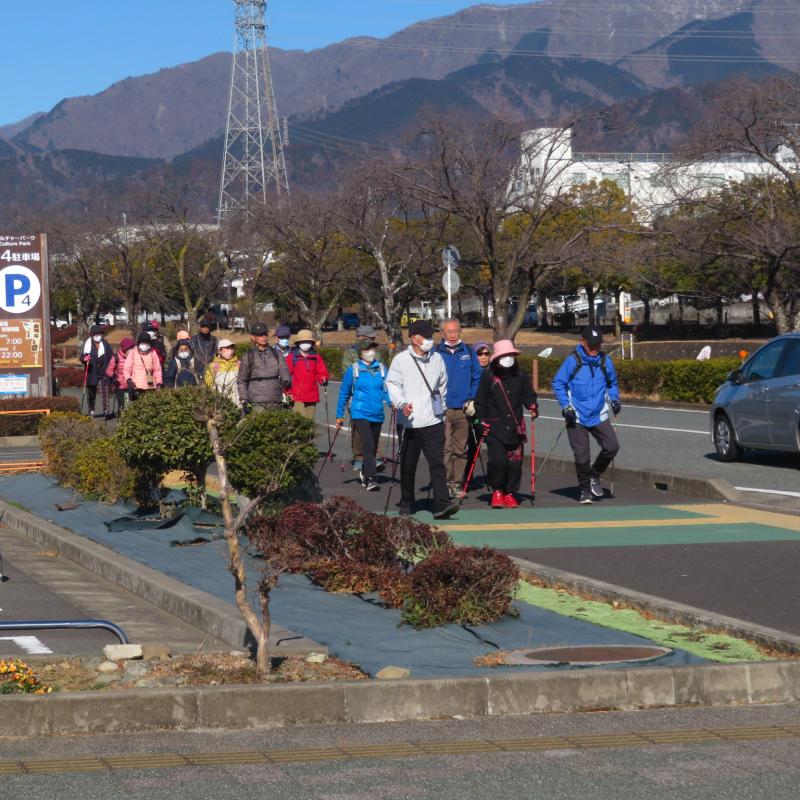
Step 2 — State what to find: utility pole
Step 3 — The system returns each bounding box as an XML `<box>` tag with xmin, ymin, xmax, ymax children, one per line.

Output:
<box><xmin>217</xmin><ymin>0</ymin><xmax>289</xmax><ymax>224</ymax></box>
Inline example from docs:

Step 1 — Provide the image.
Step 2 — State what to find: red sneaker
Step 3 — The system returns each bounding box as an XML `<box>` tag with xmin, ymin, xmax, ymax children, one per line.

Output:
<box><xmin>503</xmin><ymin>493</ymin><xmax>519</xmax><ymax>509</ymax></box>
<box><xmin>491</xmin><ymin>490</ymin><xmax>505</xmax><ymax>508</ymax></box>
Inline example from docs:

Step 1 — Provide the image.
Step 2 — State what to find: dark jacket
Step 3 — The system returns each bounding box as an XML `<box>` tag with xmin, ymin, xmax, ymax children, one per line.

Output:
<box><xmin>435</xmin><ymin>340</ymin><xmax>482</xmax><ymax>409</ymax></box>
<box><xmin>237</xmin><ymin>345</ymin><xmax>291</xmax><ymax>407</ymax></box>
<box><xmin>190</xmin><ymin>332</ymin><xmax>218</xmax><ymax>373</ymax></box>
<box><xmin>80</xmin><ymin>339</ymin><xmax>113</xmax><ymax>387</ymax></box>
<box><xmin>164</xmin><ymin>356</ymin><xmax>199</xmax><ymax>388</ymax></box>
<box><xmin>475</xmin><ymin>366</ymin><xmax>537</xmax><ymax>446</ymax></box>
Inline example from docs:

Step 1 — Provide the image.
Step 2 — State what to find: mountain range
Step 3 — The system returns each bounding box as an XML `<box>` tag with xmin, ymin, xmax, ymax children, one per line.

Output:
<box><xmin>1</xmin><ymin>0</ymin><xmax>797</xmax><ymax>222</ymax></box>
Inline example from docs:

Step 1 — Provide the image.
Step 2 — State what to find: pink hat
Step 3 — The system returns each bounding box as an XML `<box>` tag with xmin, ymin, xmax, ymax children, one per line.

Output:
<box><xmin>490</xmin><ymin>339</ymin><xmax>521</xmax><ymax>362</ymax></box>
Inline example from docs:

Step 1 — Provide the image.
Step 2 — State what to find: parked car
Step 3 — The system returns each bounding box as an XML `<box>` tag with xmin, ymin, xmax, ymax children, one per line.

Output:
<box><xmin>710</xmin><ymin>333</ymin><xmax>800</xmax><ymax>461</ymax></box>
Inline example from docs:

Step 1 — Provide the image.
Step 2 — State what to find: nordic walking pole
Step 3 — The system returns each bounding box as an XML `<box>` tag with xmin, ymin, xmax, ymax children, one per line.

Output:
<box><xmin>383</xmin><ymin>420</ymin><xmax>406</xmax><ymax>515</ymax></box>
<box><xmin>460</xmin><ymin>426</ymin><xmax>486</xmax><ymax>504</ymax></box>
<box><xmin>323</xmin><ymin>385</ymin><xmax>333</xmax><ymax>459</ymax></box>
<box><xmin>316</xmin><ymin>425</ymin><xmax>341</xmax><ymax>479</ymax></box>
<box><xmin>529</xmin><ymin>412</ymin><xmax>536</xmax><ymax>506</ymax></box>
<box><xmin>79</xmin><ymin>360</ymin><xmax>89</xmax><ymax>415</ymax></box>
<box><xmin>534</xmin><ymin>426</ymin><xmax>566</xmax><ymax>483</ymax></box>
<box><xmin>610</xmin><ymin>414</ymin><xmax>617</xmax><ymax>497</ymax></box>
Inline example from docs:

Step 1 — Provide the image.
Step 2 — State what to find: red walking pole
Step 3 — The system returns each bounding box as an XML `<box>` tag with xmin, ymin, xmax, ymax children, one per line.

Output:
<box><xmin>460</xmin><ymin>427</ymin><xmax>486</xmax><ymax>504</ymax></box>
<box><xmin>530</xmin><ymin>413</ymin><xmax>536</xmax><ymax>506</ymax></box>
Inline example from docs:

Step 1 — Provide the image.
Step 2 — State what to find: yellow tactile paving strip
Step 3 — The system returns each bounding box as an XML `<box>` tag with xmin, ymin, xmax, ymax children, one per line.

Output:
<box><xmin>1</xmin><ymin>725</ymin><xmax>798</xmax><ymax>775</ymax></box>
<box><xmin>445</xmin><ymin>503</ymin><xmax>800</xmax><ymax>533</ymax></box>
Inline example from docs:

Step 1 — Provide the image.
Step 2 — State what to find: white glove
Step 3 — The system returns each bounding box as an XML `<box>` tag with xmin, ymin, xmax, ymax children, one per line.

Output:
<box><xmin>464</xmin><ymin>400</ymin><xmax>476</xmax><ymax>417</ymax></box>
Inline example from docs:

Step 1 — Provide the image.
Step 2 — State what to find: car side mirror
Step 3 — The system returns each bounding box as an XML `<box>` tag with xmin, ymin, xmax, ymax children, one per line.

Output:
<box><xmin>728</xmin><ymin>369</ymin><xmax>744</xmax><ymax>385</ymax></box>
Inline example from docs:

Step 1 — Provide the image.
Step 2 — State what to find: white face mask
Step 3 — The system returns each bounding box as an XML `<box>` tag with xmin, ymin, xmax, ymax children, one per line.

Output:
<box><xmin>419</xmin><ymin>338</ymin><xmax>434</xmax><ymax>353</ymax></box>
<box><xmin>138</xmin><ymin>343</ymin><xmax>151</xmax><ymax>353</ymax></box>
<box><xmin>178</xmin><ymin>350</ymin><xmax>191</xmax><ymax>360</ymax></box>
<box><xmin>498</xmin><ymin>356</ymin><xmax>515</xmax><ymax>369</ymax></box>
<box><xmin>299</xmin><ymin>342</ymin><xmax>313</xmax><ymax>352</ymax></box>
<box><xmin>360</xmin><ymin>349</ymin><xmax>375</xmax><ymax>362</ymax></box>
<box><xmin>278</xmin><ymin>338</ymin><xmax>290</xmax><ymax>348</ymax></box>
<box><xmin>92</xmin><ymin>335</ymin><xmax>102</xmax><ymax>343</ymax></box>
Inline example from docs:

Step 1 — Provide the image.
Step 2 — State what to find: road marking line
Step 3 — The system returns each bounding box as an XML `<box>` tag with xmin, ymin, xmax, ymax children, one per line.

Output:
<box><xmin>735</xmin><ymin>487</ymin><xmax>800</xmax><ymax>498</ymax></box>
<box><xmin>670</xmin><ymin>503</ymin><xmax>800</xmax><ymax>532</ymax></box>
<box><xmin>0</xmin><ymin>635</ymin><xmax>52</xmax><ymax>654</ymax></box>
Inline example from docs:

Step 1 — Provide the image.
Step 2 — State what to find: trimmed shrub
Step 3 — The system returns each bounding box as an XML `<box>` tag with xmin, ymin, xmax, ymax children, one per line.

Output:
<box><xmin>38</xmin><ymin>412</ymin><xmax>106</xmax><ymax>484</ymax></box>
<box><xmin>53</xmin><ymin>366</ymin><xmax>86</xmax><ymax>389</ymax></box>
<box><xmin>616</xmin><ymin>360</ymin><xmax>662</xmax><ymax>396</ymax></box>
<box><xmin>72</xmin><ymin>437</ymin><xmax>140</xmax><ymax>503</ymax></box>
<box><xmin>401</xmin><ymin>546</ymin><xmax>520</xmax><ymax>628</ymax></box>
<box><xmin>116</xmin><ymin>386</ymin><xmax>240</xmax><ymax>486</ymax></box>
<box><xmin>659</xmin><ymin>357</ymin><xmax>740</xmax><ymax>403</ymax></box>
<box><xmin>0</xmin><ymin>397</ymin><xmax>80</xmax><ymax>436</ymax></box>
<box><xmin>227</xmin><ymin>409</ymin><xmax>318</xmax><ymax>499</ymax></box>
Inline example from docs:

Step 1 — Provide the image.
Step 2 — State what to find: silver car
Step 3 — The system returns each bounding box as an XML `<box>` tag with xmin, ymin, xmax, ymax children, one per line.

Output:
<box><xmin>710</xmin><ymin>333</ymin><xmax>800</xmax><ymax>461</ymax></box>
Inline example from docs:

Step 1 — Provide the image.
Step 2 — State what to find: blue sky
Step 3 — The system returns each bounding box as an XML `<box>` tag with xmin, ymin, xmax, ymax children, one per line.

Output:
<box><xmin>0</xmin><ymin>1</ymin><xmax>535</xmax><ymax>126</ymax></box>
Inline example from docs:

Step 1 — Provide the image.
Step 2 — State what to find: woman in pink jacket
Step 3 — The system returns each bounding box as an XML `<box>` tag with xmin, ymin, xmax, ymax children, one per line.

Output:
<box><xmin>123</xmin><ymin>332</ymin><xmax>163</xmax><ymax>397</ymax></box>
<box><xmin>105</xmin><ymin>336</ymin><xmax>135</xmax><ymax>414</ymax></box>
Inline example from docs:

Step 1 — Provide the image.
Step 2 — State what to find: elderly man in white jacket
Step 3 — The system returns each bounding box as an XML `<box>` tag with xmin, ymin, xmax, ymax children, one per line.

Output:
<box><xmin>386</xmin><ymin>319</ymin><xmax>459</xmax><ymax>519</ymax></box>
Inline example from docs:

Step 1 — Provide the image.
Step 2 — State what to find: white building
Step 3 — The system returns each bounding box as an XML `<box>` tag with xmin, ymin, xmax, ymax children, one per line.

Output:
<box><xmin>515</xmin><ymin>127</ymin><xmax>798</xmax><ymax>223</ymax></box>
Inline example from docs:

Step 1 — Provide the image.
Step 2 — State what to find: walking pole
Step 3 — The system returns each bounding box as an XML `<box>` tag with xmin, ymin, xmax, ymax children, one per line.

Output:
<box><xmin>610</xmin><ymin>415</ymin><xmax>617</xmax><ymax>497</ymax></box>
<box><xmin>323</xmin><ymin>385</ymin><xmax>333</xmax><ymax>458</ymax></box>
<box><xmin>79</xmin><ymin>360</ymin><xmax>89</xmax><ymax>415</ymax></box>
<box><xmin>534</xmin><ymin>426</ymin><xmax>566</xmax><ymax>483</ymax></box>
<box><xmin>316</xmin><ymin>425</ymin><xmax>341</xmax><ymax>479</ymax></box>
<box><xmin>529</xmin><ymin>413</ymin><xmax>536</xmax><ymax>506</ymax></box>
<box><xmin>459</xmin><ymin>428</ymin><xmax>486</xmax><ymax>504</ymax></box>
<box><xmin>383</xmin><ymin>420</ymin><xmax>406</xmax><ymax>515</ymax></box>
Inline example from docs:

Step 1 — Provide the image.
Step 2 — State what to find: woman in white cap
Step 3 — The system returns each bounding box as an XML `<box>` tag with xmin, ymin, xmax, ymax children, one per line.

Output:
<box><xmin>474</xmin><ymin>340</ymin><xmax>538</xmax><ymax>509</ymax></box>
<box><xmin>205</xmin><ymin>338</ymin><xmax>240</xmax><ymax>406</ymax></box>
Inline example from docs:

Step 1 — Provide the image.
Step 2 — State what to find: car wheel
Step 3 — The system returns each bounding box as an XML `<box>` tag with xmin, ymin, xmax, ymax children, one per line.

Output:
<box><xmin>714</xmin><ymin>414</ymin><xmax>741</xmax><ymax>462</ymax></box>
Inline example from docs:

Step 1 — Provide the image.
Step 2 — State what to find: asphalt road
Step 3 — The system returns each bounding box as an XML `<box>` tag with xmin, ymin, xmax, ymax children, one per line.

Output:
<box><xmin>2</xmin><ymin>704</ymin><xmax>798</xmax><ymax>799</ymax></box>
<box><xmin>322</xmin><ymin>383</ymin><xmax>799</xmax><ymax>495</ymax></box>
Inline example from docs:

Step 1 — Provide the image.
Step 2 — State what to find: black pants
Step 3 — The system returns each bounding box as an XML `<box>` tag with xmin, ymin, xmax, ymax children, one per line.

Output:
<box><xmin>398</xmin><ymin>422</ymin><xmax>450</xmax><ymax>511</ymax></box>
<box><xmin>86</xmin><ymin>382</ymin><xmax>109</xmax><ymax>415</ymax></box>
<box><xmin>486</xmin><ymin>437</ymin><xmax>523</xmax><ymax>494</ymax></box>
<box><xmin>566</xmin><ymin>419</ymin><xmax>619</xmax><ymax>490</ymax></box>
<box><xmin>352</xmin><ymin>419</ymin><xmax>382</xmax><ymax>480</ymax></box>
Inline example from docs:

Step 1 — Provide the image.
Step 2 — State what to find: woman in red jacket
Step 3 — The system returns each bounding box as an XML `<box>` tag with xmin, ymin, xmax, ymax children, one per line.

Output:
<box><xmin>287</xmin><ymin>330</ymin><xmax>329</xmax><ymax>420</ymax></box>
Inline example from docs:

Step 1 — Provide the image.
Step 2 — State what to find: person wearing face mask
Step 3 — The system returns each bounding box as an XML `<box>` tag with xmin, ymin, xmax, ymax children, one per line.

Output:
<box><xmin>164</xmin><ymin>338</ymin><xmax>199</xmax><ymax>388</ymax></box>
<box><xmin>272</xmin><ymin>324</ymin><xmax>292</xmax><ymax>360</ymax></box>
<box><xmin>385</xmin><ymin>319</ymin><xmax>458</xmax><ymax>520</ymax></box>
<box><xmin>435</xmin><ymin>318</ymin><xmax>482</xmax><ymax>499</ymax></box>
<box><xmin>143</xmin><ymin>320</ymin><xmax>167</xmax><ymax>365</ymax></box>
<box><xmin>335</xmin><ymin>339</ymin><xmax>391</xmax><ymax>492</ymax></box>
<box><xmin>105</xmin><ymin>336</ymin><xmax>135</xmax><ymax>414</ymax></box>
<box><xmin>464</xmin><ymin>341</ymin><xmax>492</xmax><ymax>482</ymax></box>
<box><xmin>552</xmin><ymin>325</ymin><xmax>620</xmax><ymax>504</ymax></box>
<box><xmin>80</xmin><ymin>324</ymin><xmax>113</xmax><ymax>417</ymax></box>
<box><xmin>123</xmin><ymin>332</ymin><xmax>163</xmax><ymax>398</ymax></box>
<box><xmin>190</xmin><ymin>316</ymin><xmax>218</xmax><ymax>376</ymax></box>
<box><xmin>237</xmin><ymin>321</ymin><xmax>291</xmax><ymax>414</ymax></box>
<box><xmin>474</xmin><ymin>340</ymin><xmax>538</xmax><ymax>509</ymax></box>
<box><xmin>286</xmin><ymin>330</ymin><xmax>329</xmax><ymax>420</ymax></box>
<box><xmin>205</xmin><ymin>338</ymin><xmax>241</xmax><ymax>406</ymax></box>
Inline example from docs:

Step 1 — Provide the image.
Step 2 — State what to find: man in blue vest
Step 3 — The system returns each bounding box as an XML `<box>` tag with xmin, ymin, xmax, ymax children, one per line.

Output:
<box><xmin>552</xmin><ymin>326</ymin><xmax>621</xmax><ymax>504</ymax></box>
<box><xmin>436</xmin><ymin>318</ymin><xmax>483</xmax><ymax>498</ymax></box>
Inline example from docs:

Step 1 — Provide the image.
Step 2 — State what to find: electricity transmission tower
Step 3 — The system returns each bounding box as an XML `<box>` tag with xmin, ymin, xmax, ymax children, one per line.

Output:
<box><xmin>217</xmin><ymin>0</ymin><xmax>289</xmax><ymax>223</ymax></box>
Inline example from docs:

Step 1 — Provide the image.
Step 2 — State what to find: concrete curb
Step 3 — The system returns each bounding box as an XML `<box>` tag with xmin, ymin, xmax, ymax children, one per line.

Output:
<box><xmin>2</xmin><ymin>660</ymin><xmax>800</xmax><ymax>737</ymax></box>
<box><xmin>512</xmin><ymin>558</ymin><xmax>800</xmax><ymax>656</ymax></box>
<box><xmin>539</xmin><ymin>456</ymin><xmax>742</xmax><ymax>503</ymax></box>
<box><xmin>0</xmin><ymin>499</ymin><xmax>323</xmax><ymax>655</ymax></box>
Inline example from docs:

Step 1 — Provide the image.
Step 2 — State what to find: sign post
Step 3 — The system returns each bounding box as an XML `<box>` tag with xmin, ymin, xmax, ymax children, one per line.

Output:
<box><xmin>442</xmin><ymin>245</ymin><xmax>460</xmax><ymax>319</ymax></box>
<box><xmin>0</xmin><ymin>234</ymin><xmax>52</xmax><ymax>397</ymax></box>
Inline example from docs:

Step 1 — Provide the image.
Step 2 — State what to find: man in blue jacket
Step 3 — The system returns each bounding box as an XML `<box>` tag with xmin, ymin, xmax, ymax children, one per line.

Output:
<box><xmin>436</xmin><ymin>318</ymin><xmax>483</xmax><ymax>498</ymax></box>
<box><xmin>552</xmin><ymin>326</ymin><xmax>621</xmax><ymax>504</ymax></box>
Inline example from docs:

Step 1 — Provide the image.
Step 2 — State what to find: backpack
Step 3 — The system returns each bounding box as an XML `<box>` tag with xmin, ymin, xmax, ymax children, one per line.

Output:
<box><xmin>567</xmin><ymin>348</ymin><xmax>612</xmax><ymax>389</ymax></box>
<box><xmin>351</xmin><ymin>361</ymin><xmax>386</xmax><ymax>381</ymax></box>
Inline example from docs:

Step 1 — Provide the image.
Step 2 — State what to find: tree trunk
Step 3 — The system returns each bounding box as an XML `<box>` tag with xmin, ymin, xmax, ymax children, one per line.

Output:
<box><xmin>585</xmin><ymin>284</ymin><xmax>596</xmax><ymax>327</ymax></box>
<box><xmin>206</xmin><ymin>418</ymin><xmax>270</xmax><ymax>674</ymax></box>
<box><xmin>751</xmin><ymin>292</ymin><xmax>760</xmax><ymax>326</ymax></box>
<box><xmin>537</xmin><ymin>293</ymin><xmax>549</xmax><ymax>330</ymax></box>
<box><xmin>613</xmin><ymin>287</ymin><xmax>623</xmax><ymax>338</ymax></box>
<box><xmin>643</xmin><ymin>296</ymin><xmax>651</xmax><ymax>329</ymax></box>
<box><xmin>716</xmin><ymin>297</ymin><xmax>724</xmax><ymax>327</ymax></box>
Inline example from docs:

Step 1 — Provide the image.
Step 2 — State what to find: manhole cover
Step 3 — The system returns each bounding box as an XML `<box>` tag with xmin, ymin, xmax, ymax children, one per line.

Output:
<box><xmin>502</xmin><ymin>645</ymin><xmax>672</xmax><ymax>666</ymax></box>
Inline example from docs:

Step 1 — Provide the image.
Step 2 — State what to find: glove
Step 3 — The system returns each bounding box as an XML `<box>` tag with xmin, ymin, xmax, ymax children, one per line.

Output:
<box><xmin>562</xmin><ymin>406</ymin><xmax>577</xmax><ymax>426</ymax></box>
<box><xmin>463</xmin><ymin>400</ymin><xmax>476</xmax><ymax>417</ymax></box>
<box><xmin>336</xmin><ymin>417</ymin><xmax>344</xmax><ymax>429</ymax></box>
<box><xmin>322</xmin><ymin>379</ymin><xmax>329</xmax><ymax>387</ymax></box>
<box><xmin>242</xmin><ymin>401</ymin><xmax>253</xmax><ymax>415</ymax></box>
<box><xmin>611</xmin><ymin>399</ymin><xmax>621</xmax><ymax>416</ymax></box>
<box><xmin>81</xmin><ymin>354</ymin><xmax>90</xmax><ymax>364</ymax></box>
<box><xmin>126</xmin><ymin>379</ymin><xmax>135</xmax><ymax>392</ymax></box>
<box><xmin>481</xmin><ymin>420</ymin><xmax>491</xmax><ymax>436</ymax></box>
<box><xmin>529</xmin><ymin>402</ymin><xmax>539</xmax><ymax>419</ymax></box>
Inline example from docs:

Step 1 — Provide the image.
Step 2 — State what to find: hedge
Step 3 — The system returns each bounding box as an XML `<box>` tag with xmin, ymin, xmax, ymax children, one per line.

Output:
<box><xmin>0</xmin><ymin>397</ymin><xmax>80</xmax><ymax>436</ymax></box>
<box><xmin>518</xmin><ymin>354</ymin><xmax>739</xmax><ymax>404</ymax></box>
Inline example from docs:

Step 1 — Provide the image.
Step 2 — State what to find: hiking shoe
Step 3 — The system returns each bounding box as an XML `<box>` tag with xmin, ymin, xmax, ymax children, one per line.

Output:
<box><xmin>375</xmin><ymin>459</ymin><xmax>386</xmax><ymax>473</ymax></box>
<box><xmin>359</xmin><ymin>470</ymin><xmax>368</xmax><ymax>488</ymax></box>
<box><xmin>365</xmin><ymin>479</ymin><xmax>379</xmax><ymax>492</ymax></box>
<box><xmin>398</xmin><ymin>505</ymin><xmax>413</xmax><ymax>517</ymax></box>
<box><xmin>590</xmin><ymin>478</ymin><xmax>604</xmax><ymax>498</ymax></box>
<box><xmin>503</xmin><ymin>493</ymin><xmax>519</xmax><ymax>509</ymax></box>
<box><xmin>432</xmin><ymin>502</ymin><xmax>459</xmax><ymax>520</ymax></box>
<box><xmin>579</xmin><ymin>490</ymin><xmax>593</xmax><ymax>504</ymax></box>
<box><xmin>491</xmin><ymin>490</ymin><xmax>505</xmax><ymax>509</ymax></box>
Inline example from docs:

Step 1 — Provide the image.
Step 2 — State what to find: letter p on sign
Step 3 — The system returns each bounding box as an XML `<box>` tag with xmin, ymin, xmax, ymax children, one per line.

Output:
<box><xmin>0</xmin><ymin>266</ymin><xmax>41</xmax><ymax>314</ymax></box>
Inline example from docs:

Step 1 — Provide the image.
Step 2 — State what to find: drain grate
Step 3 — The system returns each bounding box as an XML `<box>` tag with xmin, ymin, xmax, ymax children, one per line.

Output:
<box><xmin>501</xmin><ymin>644</ymin><xmax>673</xmax><ymax>666</ymax></box>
